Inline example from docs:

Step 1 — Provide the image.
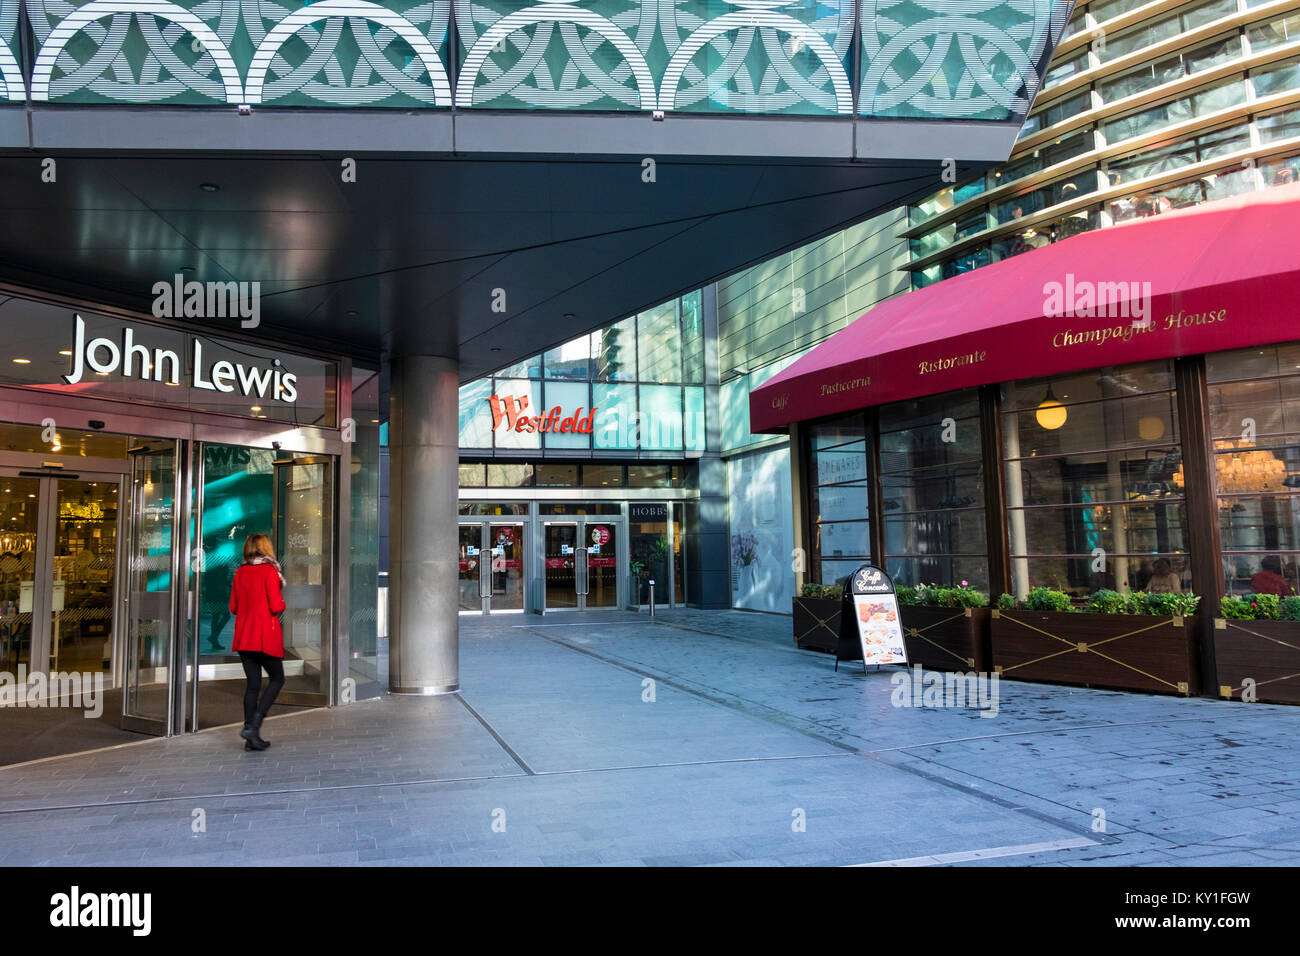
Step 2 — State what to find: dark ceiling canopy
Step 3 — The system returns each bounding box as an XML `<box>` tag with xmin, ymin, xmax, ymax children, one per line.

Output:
<box><xmin>0</xmin><ymin>111</ymin><xmax>1004</xmax><ymax>380</ymax></box>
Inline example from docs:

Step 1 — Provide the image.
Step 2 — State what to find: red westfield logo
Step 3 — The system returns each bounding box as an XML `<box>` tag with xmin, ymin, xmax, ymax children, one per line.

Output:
<box><xmin>487</xmin><ymin>394</ymin><xmax>598</xmax><ymax>434</ymax></box>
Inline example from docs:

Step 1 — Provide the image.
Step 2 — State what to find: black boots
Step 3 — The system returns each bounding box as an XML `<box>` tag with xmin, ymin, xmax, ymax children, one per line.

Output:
<box><xmin>240</xmin><ymin>712</ymin><xmax>270</xmax><ymax>751</ymax></box>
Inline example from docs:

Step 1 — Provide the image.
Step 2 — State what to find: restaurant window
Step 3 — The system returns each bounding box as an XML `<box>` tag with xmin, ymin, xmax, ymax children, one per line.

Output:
<box><xmin>1205</xmin><ymin>343</ymin><xmax>1300</xmax><ymax>597</ymax></box>
<box><xmin>807</xmin><ymin>413</ymin><xmax>870</xmax><ymax>586</ymax></box>
<box><xmin>879</xmin><ymin>390</ymin><xmax>988</xmax><ymax>591</ymax></box>
<box><xmin>1002</xmin><ymin>361</ymin><xmax>1186</xmax><ymax>599</ymax></box>
<box><xmin>459</xmin><ymin>463</ymin><xmax>486</xmax><ymax>487</ymax></box>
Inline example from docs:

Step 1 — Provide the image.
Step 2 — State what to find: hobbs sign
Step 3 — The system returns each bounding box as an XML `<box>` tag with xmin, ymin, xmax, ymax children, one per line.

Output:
<box><xmin>62</xmin><ymin>314</ymin><xmax>298</xmax><ymax>403</ymax></box>
<box><xmin>487</xmin><ymin>393</ymin><xmax>596</xmax><ymax>434</ymax></box>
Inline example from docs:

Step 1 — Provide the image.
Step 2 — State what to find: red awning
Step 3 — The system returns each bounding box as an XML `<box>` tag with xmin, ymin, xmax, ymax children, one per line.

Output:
<box><xmin>750</xmin><ymin>182</ymin><xmax>1300</xmax><ymax>432</ymax></box>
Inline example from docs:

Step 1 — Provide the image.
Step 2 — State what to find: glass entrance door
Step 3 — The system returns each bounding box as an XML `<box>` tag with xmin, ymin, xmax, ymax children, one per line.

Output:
<box><xmin>273</xmin><ymin>455</ymin><xmax>335</xmax><ymax>706</ymax></box>
<box><xmin>0</xmin><ymin>467</ymin><xmax>123</xmax><ymax>705</ymax></box>
<box><xmin>459</xmin><ymin>522</ymin><xmax>527</xmax><ymax>614</ymax></box>
<box><xmin>458</xmin><ymin>525</ymin><xmax>486</xmax><ymax>612</ymax></box>
<box><xmin>122</xmin><ymin>442</ymin><xmax>179</xmax><ymax>735</ymax></box>
<box><xmin>543</xmin><ymin>518</ymin><xmax>621</xmax><ymax>611</ymax></box>
<box><xmin>543</xmin><ymin>522</ymin><xmax>579</xmax><ymax>610</ymax></box>
<box><xmin>584</xmin><ymin>520</ymin><xmax>618</xmax><ymax>608</ymax></box>
<box><xmin>487</xmin><ymin>523</ymin><xmax>524</xmax><ymax>611</ymax></box>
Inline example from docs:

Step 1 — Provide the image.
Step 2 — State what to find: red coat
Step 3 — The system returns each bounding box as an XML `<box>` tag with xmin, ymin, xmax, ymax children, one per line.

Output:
<box><xmin>229</xmin><ymin>562</ymin><xmax>286</xmax><ymax>657</ymax></box>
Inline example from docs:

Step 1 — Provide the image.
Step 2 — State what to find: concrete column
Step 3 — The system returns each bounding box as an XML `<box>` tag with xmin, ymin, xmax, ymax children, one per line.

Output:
<box><xmin>388</xmin><ymin>354</ymin><xmax>460</xmax><ymax>694</ymax></box>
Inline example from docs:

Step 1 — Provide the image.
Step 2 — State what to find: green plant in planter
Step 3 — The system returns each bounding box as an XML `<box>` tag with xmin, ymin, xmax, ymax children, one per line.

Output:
<box><xmin>895</xmin><ymin>585</ymin><xmax>918</xmax><ymax>606</ymax></box>
<box><xmin>1025</xmin><ymin>586</ymin><xmax>1074</xmax><ymax>612</ymax></box>
<box><xmin>1281</xmin><ymin>596</ymin><xmax>1300</xmax><ymax>621</ymax></box>
<box><xmin>1220</xmin><ymin>595</ymin><xmax>1253</xmax><ymax>619</ymax></box>
<box><xmin>996</xmin><ymin>593</ymin><xmax>1016</xmax><ymax>610</ymax></box>
<box><xmin>800</xmin><ymin>583</ymin><xmax>843</xmax><ymax>600</ymax></box>
<box><xmin>1088</xmin><ymin>589</ymin><xmax>1127</xmax><ymax>614</ymax></box>
<box><xmin>1249</xmin><ymin>593</ymin><xmax>1281</xmax><ymax>620</ymax></box>
<box><xmin>930</xmin><ymin>584</ymin><xmax>989</xmax><ymax>608</ymax></box>
<box><xmin>1146</xmin><ymin>591</ymin><xmax>1201</xmax><ymax>618</ymax></box>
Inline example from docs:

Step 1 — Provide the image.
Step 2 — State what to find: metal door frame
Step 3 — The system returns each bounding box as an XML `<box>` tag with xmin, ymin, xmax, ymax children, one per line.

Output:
<box><xmin>540</xmin><ymin>516</ymin><xmax>624</xmax><ymax>613</ymax></box>
<box><xmin>483</xmin><ymin>520</ymin><xmax>526</xmax><ymax>615</ymax></box>
<box><xmin>270</xmin><ymin>452</ymin><xmax>336</xmax><ymax>708</ymax></box>
<box><xmin>0</xmin><ymin>462</ymin><xmax>127</xmax><ymax>696</ymax></box>
<box><xmin>120</xmin><ymin>438</ymin><xmax>183</xmax><ymax>737</ymax></box>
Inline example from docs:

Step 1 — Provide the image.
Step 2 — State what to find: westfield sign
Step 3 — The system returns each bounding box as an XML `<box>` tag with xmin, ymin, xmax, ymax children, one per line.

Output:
<box><xmin>487</xmin><ymin>394</ymin><xmax>597</xmax><ymax>434</ymax></box>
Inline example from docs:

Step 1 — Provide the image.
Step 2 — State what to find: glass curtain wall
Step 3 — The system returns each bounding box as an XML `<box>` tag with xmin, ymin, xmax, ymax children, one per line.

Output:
<box><xmin>909</xmin><ymin>0</ymin><xmax>1300</xmax><ymax>287</ymax></box>
<box><xmin>458</xmin><ymin>291</ymin><xmax>705</xmax><ymax>455</ymax></box>
<box><xmin>1205</xmin><ymin>343</ymin><xmax>1300</xmax><ymax>597</ymax></box>
<box><xmin>1001</xmin><ymin>361</ymin><xmax>1186</xmax><ymax>598</ymax></box>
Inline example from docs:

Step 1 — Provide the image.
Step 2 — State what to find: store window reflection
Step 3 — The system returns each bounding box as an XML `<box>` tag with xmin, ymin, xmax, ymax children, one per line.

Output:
<box><xmin>1206</xmin><ymin>343</ymin><xmax>1300</xmax><ymax>597</ymax></box>
<box><xmin>880</xmin><ymin>390</ymin><xmax>987</xmax><ymax>591</ymax></box>
<box><xmin>1002</xmin><ymin>362</ymin><xmax>1187</xmax><ymax>598</ymax></box>
<box><xmin>807</xmin><ymin>413</ymin><xmax>870</xmax><ymax>585</ymax></box>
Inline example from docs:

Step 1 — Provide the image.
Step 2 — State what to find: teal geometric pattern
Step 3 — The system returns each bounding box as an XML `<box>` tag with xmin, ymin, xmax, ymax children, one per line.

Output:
<box><xmin>4</xmin><ymin>0</ymin><xmax>1069</xmax><ymax>116</ymax></box>
<box><xmin>0</xmin><ymin>0</ymin><xmax>21</xmax><ymax>98</ymax></box>
<box><xmin>860</xmin><ymin>0</ymin><xmax>1068</xmax><ymax>119</ymax></box>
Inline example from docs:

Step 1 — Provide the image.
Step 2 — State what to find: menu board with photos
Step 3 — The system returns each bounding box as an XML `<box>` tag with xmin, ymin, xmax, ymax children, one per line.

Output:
<box><xmin>850</xmin><ymin>565</ymin><xmax>908</xmax><ymax>666</ymax></box>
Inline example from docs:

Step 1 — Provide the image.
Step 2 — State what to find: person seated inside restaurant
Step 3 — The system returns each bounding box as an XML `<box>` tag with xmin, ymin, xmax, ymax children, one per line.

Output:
<box><xmin>1145</xmin><ymin>558</ymin><xmax>1182</xmax><ymax>594</ymax></box>
<box><xmin>1250</xmin><ymin>555</ymin><xmax>1293</xmax><ymax>596</ymax></box>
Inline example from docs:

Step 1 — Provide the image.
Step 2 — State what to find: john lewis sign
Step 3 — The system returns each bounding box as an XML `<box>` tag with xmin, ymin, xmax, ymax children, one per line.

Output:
<box><xmin>62</xmin><ymin>314</ymin><xmax>298</xmax><ymax>403</ymax></box>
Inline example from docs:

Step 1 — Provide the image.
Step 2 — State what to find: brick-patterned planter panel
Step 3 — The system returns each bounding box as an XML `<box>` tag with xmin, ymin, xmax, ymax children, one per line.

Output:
<box><xmin>990</xmin><ymin>610</ymin><xmax>1197</xmax><ymax>696</ymax></box>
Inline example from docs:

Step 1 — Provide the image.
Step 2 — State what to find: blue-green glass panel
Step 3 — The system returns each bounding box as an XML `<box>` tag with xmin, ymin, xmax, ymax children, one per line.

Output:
<box><xmin>639</xmin><ymin>384</ymin><xmax>682</xmax><ymax>450</ymax></box>
<box><xmin>593</xmin><ymin>382</ymin><xmax>637</xmax><ymax>449</ymax></box>
<box><xmin>459</xmin><ymin>378</ymin><xmax>493</xmax><ymax>448</ymax></box>
<box><xmin>684</xmin><ymin>385</ymin><xmax>705</xmax><ymax>451</ymax></box>
<box><xmin>490</xmin><ymin>377</ymin><xmax>542</xmax><ymax>450</ymax></box>
<box><xmin>196</xmin><ymin>445</ymin><xmax>274</xmax><ymax>656</ymax></box>
<box><xmin>543</xmin><ymin>380</ymin><xmax>591</xmax><ymax>449</ymax></box>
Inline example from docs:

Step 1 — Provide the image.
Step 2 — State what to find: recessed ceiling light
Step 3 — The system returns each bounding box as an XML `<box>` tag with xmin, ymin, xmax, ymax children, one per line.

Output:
<box><xmin>12</xmin><ymin>358</ymin><xmax>30</xmax><ymax>364</ymax></box>
<box><xmin>346</xmin><ymin>309</ymin><xmax>358</xmax><ymax>317</ymax></box>
<box><xmin>199</xmin><ymin>183</ymin><xmax>219</xmax><ymax>192</ymax></box>
<box><xmin>59</xmin><ymin>350</ymin><xmax>72</xmax><ymax>356</ymax></box>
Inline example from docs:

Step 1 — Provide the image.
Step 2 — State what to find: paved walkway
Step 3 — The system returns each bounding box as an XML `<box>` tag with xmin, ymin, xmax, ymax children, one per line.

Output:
<box><xmin>2</xmin><ymin>608</ymin><xmax>1298</xmax><ymax>866</ymax></box>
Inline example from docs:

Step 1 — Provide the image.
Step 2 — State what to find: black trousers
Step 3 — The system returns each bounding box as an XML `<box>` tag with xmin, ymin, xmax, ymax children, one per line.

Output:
<box><xmin>237</xmin><ymin>650</ymin><xmax>285</xmax><ymax>724</ymax></box>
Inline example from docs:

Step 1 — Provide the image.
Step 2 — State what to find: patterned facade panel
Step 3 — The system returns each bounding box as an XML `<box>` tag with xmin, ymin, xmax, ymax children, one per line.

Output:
<box><xmin>455</xmin><ymin>0</ymin><xmax>854</xmax><ymax>114</ymax></box>
<box><xmin>26</xmin><ymin>0</ymin><xmax>452</xmax><ymax>105</ymax></box>
<box><xmin>0</xmin><ymin>0</ymin><xmax>22</xmax><ymax>99</ymax></box>
<box><xmin>859</xmin><ymin>0</ymin><xmax>1070</xmax><ymax>121</ymax></box>
<box><xmin>11</xmin><ymin>0</ymin><xmax>1065</xmax><ymax>114</ymax></box>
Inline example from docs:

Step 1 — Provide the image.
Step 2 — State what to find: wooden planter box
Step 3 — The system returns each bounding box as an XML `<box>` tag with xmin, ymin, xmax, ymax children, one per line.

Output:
<box><xmin>990</xmin><ymin>609</ymin><xmax>1197</xmax><ymax>696</ymax></box>
<box><xmin>793</xmin><ymin>596</ymin><xmax>844</xmax><ymax>654</ymax></box>
<box><xmin>1213</xmin><ymin>618</ymin><xmax>1300</xmax><ymax>704</ymax></box>
<box><xmin>899</xmin><ymin>606</ymin><xmax>991</xmax><ymax>673</ymax></box>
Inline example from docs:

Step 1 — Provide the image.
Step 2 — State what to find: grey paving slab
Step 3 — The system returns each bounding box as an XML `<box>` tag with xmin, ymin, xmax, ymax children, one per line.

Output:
<box><xmin>0</xmin><ymin>608</ymin><xmax>1297</xmax><ymax>865</ymax></box>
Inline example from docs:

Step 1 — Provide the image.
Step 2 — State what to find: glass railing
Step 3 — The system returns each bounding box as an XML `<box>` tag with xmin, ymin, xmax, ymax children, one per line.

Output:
<box><xmin>0</xmin><ymin>0</ymin><xmax>1070</xmax><ymax>119</ymax></box>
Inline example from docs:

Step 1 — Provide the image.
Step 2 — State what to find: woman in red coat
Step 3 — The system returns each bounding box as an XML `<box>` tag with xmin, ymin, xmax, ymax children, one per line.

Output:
<box><xmin>230</xmin><ymin>533</ymin><xmax>287</xmax><ymax>751</ymax></box>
